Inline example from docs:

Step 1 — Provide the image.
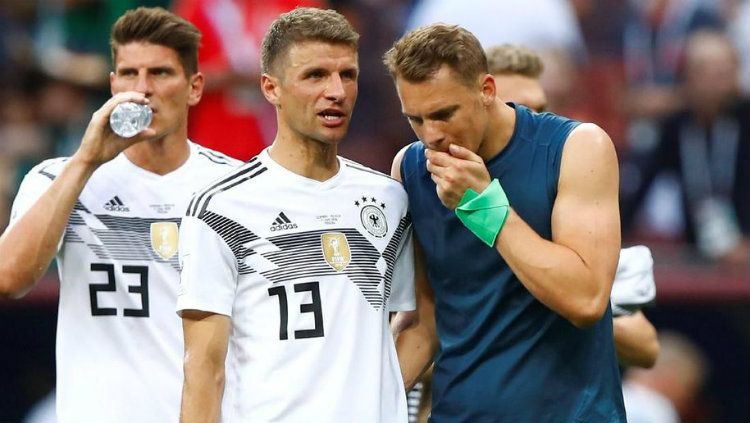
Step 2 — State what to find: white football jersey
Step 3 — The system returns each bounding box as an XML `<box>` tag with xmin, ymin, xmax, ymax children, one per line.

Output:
<box><xmin>9</xmin><ymin>142</ymin><xmax>240</xmax><ymax>423</ymax></box>
<box><xmin>178</xmin><ymin>148</ymin><xmax>415</xmax><ymax>423</ymax></box>
<box><xmin>611</xmin><ymin>245</ymin><xmax>657</xmax><ymax>317</ymax></box>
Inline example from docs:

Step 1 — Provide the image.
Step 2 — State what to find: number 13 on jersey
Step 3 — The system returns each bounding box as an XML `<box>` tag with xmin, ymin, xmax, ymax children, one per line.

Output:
<box><xmin>268</xmin><ymin>281</ymin><xmax>324</xmax><ymax>340</ymax></box>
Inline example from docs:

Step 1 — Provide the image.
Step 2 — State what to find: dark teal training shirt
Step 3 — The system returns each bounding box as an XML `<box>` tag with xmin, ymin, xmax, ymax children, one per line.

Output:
<box><xmin>401</xmin><ymin>104</ymin><xmax>626</xmax><ymax>423</ymax></box>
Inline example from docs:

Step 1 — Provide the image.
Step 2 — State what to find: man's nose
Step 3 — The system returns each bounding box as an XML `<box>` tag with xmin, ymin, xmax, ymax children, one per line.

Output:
<box><xmin>325</xmin><ymin>73</ymin><xmax>346</xmax><ymax>102</ymax></box>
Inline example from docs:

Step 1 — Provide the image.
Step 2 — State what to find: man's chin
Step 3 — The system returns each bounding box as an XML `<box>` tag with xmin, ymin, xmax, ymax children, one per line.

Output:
<box><xmin>318</xmin><ymin>128</ymin><xmax>348</xmax><ymax>145</ymax></box>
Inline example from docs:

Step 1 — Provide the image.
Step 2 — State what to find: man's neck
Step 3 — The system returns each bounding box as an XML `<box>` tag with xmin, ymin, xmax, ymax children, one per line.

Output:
<box><xmin>268</xmin><ymin>135</ymin><xmax>339</xmax><ymax>182</ymax></box>
<box><xmin>477</xmin><ymin>101</ymin><xmax>517</xmax><ymax>162</ymax></box>
<box><xmin>124</xmin><ymin>135</ymin><xmax>190</xmax><ymax>176</ymax></box>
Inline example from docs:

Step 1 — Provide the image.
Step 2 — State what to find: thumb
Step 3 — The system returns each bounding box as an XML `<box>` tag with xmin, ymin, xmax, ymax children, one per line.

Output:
<box><xmin>448</xmin><ymin>143</ymin><xmax>482</xmax><ymax>163</ymax></box>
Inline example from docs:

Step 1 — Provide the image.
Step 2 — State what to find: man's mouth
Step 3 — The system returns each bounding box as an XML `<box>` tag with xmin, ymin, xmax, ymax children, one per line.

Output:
<box><xmin>319</xmin><ymin>109</ymin><xmax>346</xmax><ymax>126</ymax></box>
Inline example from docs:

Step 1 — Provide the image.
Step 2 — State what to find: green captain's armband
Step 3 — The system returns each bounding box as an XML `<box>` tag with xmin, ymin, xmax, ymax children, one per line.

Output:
<box><xmin>455</xmin><ymin>179</ymin><xmax>510</xmax><ymax>247</ymax></box>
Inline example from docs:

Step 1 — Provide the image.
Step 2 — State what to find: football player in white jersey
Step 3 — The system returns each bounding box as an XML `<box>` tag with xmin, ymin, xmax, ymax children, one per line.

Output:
<box><xmin>0</xmin><ymin>7</ymin><xmax>239</xmax><ymax>423</ymax></box>
<box><xmin>178</xmin><ymin>8</ymin><xmax>415</xmax><ymax>423</ymax></box>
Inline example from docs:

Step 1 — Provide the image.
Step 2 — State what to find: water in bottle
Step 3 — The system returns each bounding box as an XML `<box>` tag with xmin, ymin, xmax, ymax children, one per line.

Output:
<box><xmin>109</xmin><ymin>102</ymin><xmax>152</xmax><ymax>138</ymax></box>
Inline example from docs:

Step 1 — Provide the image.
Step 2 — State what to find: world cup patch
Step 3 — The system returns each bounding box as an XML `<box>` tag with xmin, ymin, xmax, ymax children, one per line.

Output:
<box><xmin>321</xmin><ymin>232</ymin><xmax>351</xmax><ymax>272</ymax></box>
<box><xmin>151</xmin><ymin>222</ymin><xmax>179</xmax><ymax>260</ymax></box>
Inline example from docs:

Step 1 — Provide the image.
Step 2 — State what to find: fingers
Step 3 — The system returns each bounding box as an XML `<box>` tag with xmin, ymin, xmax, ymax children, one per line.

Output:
<box><xmin>425</xmin><ymin>158</ymin><xmax>447</xmax><ymax>179</ymax></box>
<box><xmin>424</xmin><ymin>143</ymin><xmax>492</xmax><ymax>209</ymax></box>
<box><xmin>90</xmin><ymin>92</ymin><xmax>151</xmax><ymax>133</ymax></box>
<box><xmin>99</xmin><ymin>91</ymin><xmax>150</xmax><ymax>116</ymax></box>
<box><xmin>448</xmin><ymin>143</ymin><xmax>483</xmax><ymax>163</ymax></box>
<box><xmin>76</xmin><ymin>92</ymin><xmax>155</xmax><ymax>166</ymax></box>
<box><xmin>425</xmin><ymin>149</ymin><xmax>455</xmax><ymax>180</ymax></box>
<box><xmin>431</xmin><ymin>173</ymin><xmax>461</xmax><ymax>210</ymax></box>
<box><xmin>425</xmin><ymin>144</ymin><xmax>483</xmax><ymax>170</ymax></box>
<box><xmin>425</xmin><ymin>149</ymin><xmax>453</xmax><ymax>167</ymax></box>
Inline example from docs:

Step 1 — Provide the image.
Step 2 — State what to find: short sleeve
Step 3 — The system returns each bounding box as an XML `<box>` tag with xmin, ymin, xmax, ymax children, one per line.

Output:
<box><xmin>9</xmin><ymin>165</ymin><xmax>56</xmax><ymax>228</ymax></box>
<box><xmin>387</xmin><ymin>223</ymin><xmax>415</xmax><ymax>312</ymax></box>
<box><xmin>9</xmin><ymin>161</ymin><xmax>63</xmax><ymax>252</ymax></box>
<box><xmin>177</xmin><ymin>215</ymin><xmax>239</xmax><ymax>317</ymax></box>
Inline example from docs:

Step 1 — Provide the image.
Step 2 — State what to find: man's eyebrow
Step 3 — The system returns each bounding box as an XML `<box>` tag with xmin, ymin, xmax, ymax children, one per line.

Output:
<box><xmin>426</xmin><ymin>105</ymin><xmax>459</xmax><ymax>120</ymax></box>
<box><xmin>403</xmin><ymin>105</ymin><xmax>460</xmax><ymax>121</ymax></box>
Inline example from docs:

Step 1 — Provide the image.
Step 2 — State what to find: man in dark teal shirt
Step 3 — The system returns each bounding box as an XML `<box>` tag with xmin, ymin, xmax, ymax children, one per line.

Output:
<box><xmin>384</xmin><ymin>24</ymin><xmax>626</xmax><ymax>422</ymax></box>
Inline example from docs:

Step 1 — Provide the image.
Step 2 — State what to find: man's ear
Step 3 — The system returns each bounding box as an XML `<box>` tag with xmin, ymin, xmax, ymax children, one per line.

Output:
<box><xmin>480</xmin><ymin>74</ymin><xmax>496</xmax><ymax>107</ymax></box>
<box><xmin>261</xmin><ymin>73</ymin><xmax>281</xmax><ymax>107</ymax></box>
<box><xmin>187</xmin><ymin>72</ymin><xmax>204</xmax><ymax>106</ymax></box>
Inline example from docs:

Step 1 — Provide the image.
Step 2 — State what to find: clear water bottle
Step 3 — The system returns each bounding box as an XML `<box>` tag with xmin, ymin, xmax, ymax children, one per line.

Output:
<box><xmin>109</xmin><ymin>102</ymin><xmax>152</xmax><ymax>138</ymax></box>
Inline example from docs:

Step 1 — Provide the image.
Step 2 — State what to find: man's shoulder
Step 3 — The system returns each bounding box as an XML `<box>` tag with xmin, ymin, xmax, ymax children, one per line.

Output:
<box><xmin>340</xmin><ymin>157</ymin><xmax>409</xmax><ymax>204</ymax></box>
<box><xmin>191</xmin><ymin>143</ymin><xmax>243</xmax><ymax>169</ymax></box>
<box><xmin>340</xmin><ymin>156</ymin><xmax>401</xmax><ymax>186</ymax></box>
<box><xmin>519</xmin><ymin>107</ymin><xmax>581</xmax><ymax>144</ymax></box>
<box><xmin>393</xmin><ymin>141</ymin><xmax>424</xmax><ymax>171</ymax></box>
<box><xmin>185</xmin><ymin>156</ymin><xmax>268</xmax><ymax>219</ymax></box>
<box><xmin>24</xmin><ymin>157</ymin><xmax>70</xmax><ymax>181</ymax></box>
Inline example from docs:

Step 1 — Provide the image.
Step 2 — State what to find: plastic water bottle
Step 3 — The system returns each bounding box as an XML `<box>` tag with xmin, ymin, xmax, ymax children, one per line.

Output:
<box><xmin>109</xmin><ymin>102</ymin><xmax>152</xmax><ymax>138</ymax></box>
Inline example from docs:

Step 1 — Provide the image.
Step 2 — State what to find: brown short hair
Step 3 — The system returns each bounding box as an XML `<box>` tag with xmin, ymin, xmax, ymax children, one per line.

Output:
<box><xmin>486</xmin><ymin>44</ymin><xmax>544</xmax><ymax>78</ymax></box>
<box><xmin>261</xmin><ymin>7</ymin><xmax>359</xmax><ymax>74</ymax></box>
<box><xmin>383</xmin><ymin>24</ymin><xmax>487</xmax><ymax>87</ymax></box>
<box><xmin>110</xmin><ymin>7</ymin><xmax>201</xmax><ymax>75</ymax></box>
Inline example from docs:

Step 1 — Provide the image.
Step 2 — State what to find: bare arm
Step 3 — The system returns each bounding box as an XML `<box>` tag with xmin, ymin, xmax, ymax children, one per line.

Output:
<box><xmin>180</xmin><ymin>310</ymin><xmax>231</xmax><ymax>423</ymax></box>
<box><xmin>0</xmin><ymin>92</ymin><xmax>154</xmax><ymax>298</ymax></box>
<box><xmin>0</xmin><ymin>158</ymin><xmax>95</xmax><ymax>298</ymax></box>
<box><xmin>391</xmin><ymin>147</ymin><xmax>439</xmax><ymax>391</ymax></box>
<box><xmin>613</xmin><ymin>311</ymin><xmax>659</xmax><ymax>368</ymax></box>
<box><xmin>498</xmin><ymin>125</ymin><xmax>620</xmax><ymax>327</ymax></box>
<box><xmin>427</xmin><ymin>124</ymin><xmax>620</xmax><ymax>327</ymax></box>
<box><xmin>394</xmin><ymin>242</ymin><xmax>438</xmax><ymax>391</ymax></box>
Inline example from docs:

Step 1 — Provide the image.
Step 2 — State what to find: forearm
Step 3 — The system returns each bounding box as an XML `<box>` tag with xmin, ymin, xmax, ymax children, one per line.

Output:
<box><xmin>613</xmin><ymin>311</ymin><xmax>659</xmax><ymax>368</ymax></box>
<box><xmin>181</xmin><ymin>357</ymin><xmax>225</xmax><ymax>423</ymax></box>
<box><xmin>395</xmin><ymin>311</ymin><xmax>438</xmax><ymax>391</ymax></box>
<box><xmin>395</xmin><ymin>245</ymin><xmax>438</xmax><ymax>391</ymax></box>
<box><xmin>181</xmin><ymin>311</ymin><xmax>230</xmax><ymax>423</ymax></box>
<box><xmin>496</xmin><ymin>209</ymin><xmax>619</xmax><ymax>327</ymax></box>
<box><xmin>0</xmin><ymin>157</ymin><xmax>96</xmax><ymax>298</ymax></box>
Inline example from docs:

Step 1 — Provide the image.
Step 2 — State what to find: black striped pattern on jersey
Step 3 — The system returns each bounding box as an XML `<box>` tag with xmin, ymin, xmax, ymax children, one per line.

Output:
<box><xmin>198</xmin><ymin>211</ymin><xmax>408</xmax><ymax>310</ymax></box>
<box><xmin>37</xmin><ymin>157</ymin><xmax>69</xmax><ymax>180</ymax></box>
<box><xmin>381</xmin><ymin>214</ymin><xmax>412</xmax><ymax>304</ymax></box>
<box><xmin>186</xmin><ymin>157</ymin><xmax>267</xmax><ymax>219</ymax></box>
<box><xmin>262</xmin><ymin>228</ymin><xmax>388</xmax><ymax>310</ymax></box>
<box><xmin>64</xmin><ymin>201</ymin><xmax>92</xmax><ymax>244</ymax></box>
<box><xmin>63</xmin><ymin>213</ymin><xmax>182</xmax><ymax>270</ymax></box>
<box><xmin>196</xmin><ymin>145</ymin><xmax>236</xmax><ymax>165</ymax></box>
<box><xmin>199</xmin><ymin>211</ymin><xmax>260</xmax><ymax>275</ymax></box>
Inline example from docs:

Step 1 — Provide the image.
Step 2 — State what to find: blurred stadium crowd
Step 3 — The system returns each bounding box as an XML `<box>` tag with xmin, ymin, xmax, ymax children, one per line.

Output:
<box><xmin>1</xmin><ymin>0</ymin><xmax>749</xmax><ymax>422</ymax></box>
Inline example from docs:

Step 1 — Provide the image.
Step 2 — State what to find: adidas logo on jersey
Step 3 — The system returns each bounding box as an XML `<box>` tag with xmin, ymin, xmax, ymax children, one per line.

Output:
<box><xmin>103</xmin><ymin>196</ymin><xmax>130</xmax><ymax>212</ymax></box>
<box><xmin>270</xmin><ymin>212</ymin><xmax>298</xmax><ymax>232</ymax></box>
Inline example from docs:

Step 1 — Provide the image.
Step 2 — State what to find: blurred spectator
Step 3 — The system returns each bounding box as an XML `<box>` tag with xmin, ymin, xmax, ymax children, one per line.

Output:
<box><xmin>536</xmin><ymin>48</ymin><xmax>586</xmax><ymax>119</ymax></box>
<box><xmin>622</xmin><ymin>331</ymin><xmax>709</xmax><ymax>423</ymax></box>
<box><xmin>405</xmin><ymin>0</ymin><xmax>587</xmax><ymax>61</ymax></box>
<box><xmin>332</xmin><ymin>0</ymin><xmax>416</xmax><ymax>172</ymax></box>
<box><xmin>35</xmin><ymin>79</ymin><xmax>91</xmax><ymax>157</ymax></box>
<box><xmin>34</xmin><ymin>0</ymin><xmax>170</xmax><ymax>90</ymax></box>
<box><xmin>0</xmin><ymin>1</ymin><xmax>37</xmax><ymax>85</ymax></box>
<box><xmin>729</xmin><ymin>0</ymin><xmax>750</xmax><ymax>95</ymax></box>
<box><xmin>0</xmin><ymin>88</ymin><xmax>49</xmax><ymax>230</ymax></box>
<box><xmin>32</xmin><ymin>1</ymin><xmax>171</xmax><ymax>159</ymax></box>
<box><xmin>622</xmin><ymin>0</ymin><xmax>724</xmax><ymax>121</ymax></box>
<box><xmin>174</xmin><ymin>0</ymin><xmax>322</xmax><ymax>161</ymax></box>
<box><xmin>621</xmin><ymin>30</ymin><xmax>750</xmax><ymax>265</ymax></box>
